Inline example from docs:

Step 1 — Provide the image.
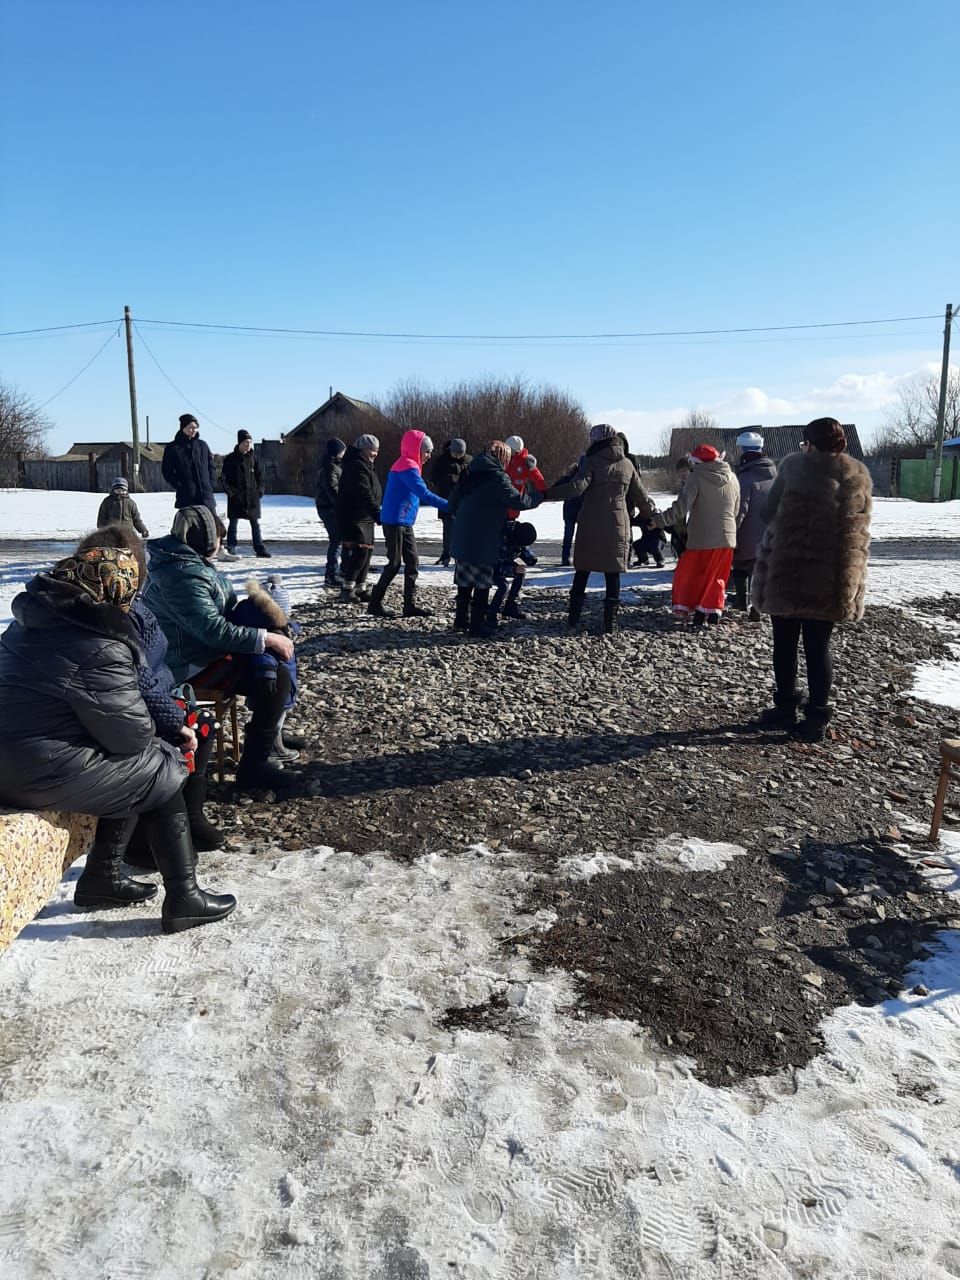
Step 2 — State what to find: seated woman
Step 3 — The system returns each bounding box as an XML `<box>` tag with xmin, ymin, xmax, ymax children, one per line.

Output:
<box><xmin>0</xmin><ymin>543</ymin><xmax>235</xmax><ymax>933</ymax></box>
<box><xmin>143</xmin><ymin>506</ymin><xmax>295</xmax><ymax>792</ymax></box>
<box><xmin>78</xmin><ymin>522</ymin><xmax>224</xmax><ymax>854</ymax></box>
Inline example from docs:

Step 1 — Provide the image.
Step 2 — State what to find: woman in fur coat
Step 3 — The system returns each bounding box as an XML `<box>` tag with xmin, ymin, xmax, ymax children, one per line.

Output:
<box><xmin>752</xmin><ymin>417</ymin><xmax>872</xmax><ymax>741</ymax></box>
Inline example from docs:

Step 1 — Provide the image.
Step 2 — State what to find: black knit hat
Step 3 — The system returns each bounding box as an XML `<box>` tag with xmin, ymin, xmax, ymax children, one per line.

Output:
<box><xmin>172</xmin><ymin>505</ymin><xmax>218</xmax><ymax>557</ymax></box>
<box><xmin>179</xmin><ymin>414</ymin><xmax>199</xmax><ymax>429</ymax></box>
<box><xmin>238</xmin><ymin>429</ymin><xmax>253</xmax><ymax>443</ymax></box>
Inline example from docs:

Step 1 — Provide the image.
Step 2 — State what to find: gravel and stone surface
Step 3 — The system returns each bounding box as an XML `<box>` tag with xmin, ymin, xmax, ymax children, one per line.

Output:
<box><xmin>207</xmin><ymin>584</ymin><xmax>960</xmax><ymax>1085</ymax></box>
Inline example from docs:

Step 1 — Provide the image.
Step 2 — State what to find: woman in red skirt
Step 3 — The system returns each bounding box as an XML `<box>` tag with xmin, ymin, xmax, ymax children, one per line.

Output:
<box><xmin>652</xmin><ymin>444</ymin><xmax>740</xmax><ymax>627</ymax></box>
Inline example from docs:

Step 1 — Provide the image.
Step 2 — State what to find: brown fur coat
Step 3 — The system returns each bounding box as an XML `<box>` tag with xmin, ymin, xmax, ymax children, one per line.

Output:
<box><xmin>752</xmin><ymin>450</ymin><xmax>872</xmax><ymax>622</ymax></box>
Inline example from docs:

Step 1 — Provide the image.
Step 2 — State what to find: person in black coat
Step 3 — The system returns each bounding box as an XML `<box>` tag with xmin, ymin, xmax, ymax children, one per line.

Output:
<box><xmin>0</xmin><ymin>543</ymin><xmax>235</xmax><ymax>933</ymax></box>
<box><xmin>162</xmin><ymin>414</ymin><xmax>218</xmax><ymax>512</ymax></box>
<box><xmin>335</xmin><ymin>435</ymin><xmax>383</xmax><ymax>602</ymax></box>
<box><xmin>429</xmin><ymin>438</ymin><xmax>472</xmax><ymax>566</ymax></box>
<box><xmin>315</xmin><ymin>437</ymin><xmax>346</xmax><ymax>586</ymax></box>
<box><xmin>556</xmin><ymin>457</ymin><xmax>584</xmax><ymax>566</ymax></box>
<box><xmin>222</xmin><ymin>430</ymin><xmax>269</xmax><ymax>557</ymax></box>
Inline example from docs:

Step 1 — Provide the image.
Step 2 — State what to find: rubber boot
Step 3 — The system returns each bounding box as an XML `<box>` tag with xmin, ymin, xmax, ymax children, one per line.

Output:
<box><xmin>403</xmin><ymin>577</ymin><xmax>433</xmax><ymax>618</ymax></box>
<box><xmin>794</xmin><ymin>703</ymin><xmax>833</xmax><ymax>743</ymax></box>
<box><xmin>141</xmin><ymin>802</ymin><xmax>236</xmax><ymax>934</ymax></box>
<box><xmin>602</xmin><ymin>600</ymin><xmax>619</xmax><ymax>635</ymax></box>
<box><xmin>759</xmin><ymin>690</ymin><xmax>802</xmax><ymax>728</ymax></box>
<box><xmin>74</xmin><ymin>816</ymin><xmax>158</xmax><ymax>909</ymax></box>
<box><xmin>183</xmin><ymin>773</ymin><xmax>225</xmax><ymax>851</ymax></box>
<box><xmin>469</xmin><ymin>589</ymin><xmax>494</xmax><ymax>637</ymax></box>
<box><xmin>453</xmin><ymin>585</ymin><xmax>471</xmax><ymax>632</ymax></box>
<box><xmin>568</xmin><ymin>587</ymin><xmax>586</xmax><ymax>627</ymax></box>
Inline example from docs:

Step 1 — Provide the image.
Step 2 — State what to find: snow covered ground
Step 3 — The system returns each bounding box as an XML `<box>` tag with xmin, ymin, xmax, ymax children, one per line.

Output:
<box><xmin>2</xmin><ymin>488</ymin><xmax>960</xmax><ymax>1277</ymax></box>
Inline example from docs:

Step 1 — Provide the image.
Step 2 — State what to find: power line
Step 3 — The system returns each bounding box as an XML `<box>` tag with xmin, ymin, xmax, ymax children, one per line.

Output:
<box><xmin>39</xmin><ymin>327</ymin><xmax>121</xmax><ymax>408</ymax></box>
<box><xmin>0</xmin><ymin>310</ymin><xmax>943</xmax><ymax>343</ymax></box>
<box><xmin>135</xmin><ymin>312</ymin><xmax>942</xmax><ymax>341</ymax></box>
<box><xmin>0</xmin><ymin>319</ymin><xmax>121</xmax><ymax>337</ymax></box>
<box><xmin>132</xmin><ymin>323</ymin><xmax>233</xmax><ymax>437</ymax></box>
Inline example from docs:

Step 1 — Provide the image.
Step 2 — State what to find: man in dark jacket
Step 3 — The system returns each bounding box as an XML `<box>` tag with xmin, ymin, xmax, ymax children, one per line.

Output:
<box><xmin>222</xmin><ymin>430</ymin><xmax>269</xmax><ymax>558</ymax></box>
<box><xmin>162</xmin><ymin>414</ymin><xmax>218</xmax><ymax>512</ymax></box>
<box><xmin>335</xmin><ymin>435</ymin><xmax>382</xmax><ymax>603</ymax></box>
<box><xmin>429</xmin><ymin>438</ymin><xmax>471</xmax><ymax>566</ymax></box>
<box><xmin>315</xmin><ymin>437</ymin><xmax>346</xmax><ymax>586</ymax></box>
<box><xmin>556</xmin><ymin>458</ymin><xmax>584</xmax><ymax>566</ymax></box>
<box><xmin>732</xmin><ymin>431</ymin><xmax>777</xmax><ymax>618</ymax></box>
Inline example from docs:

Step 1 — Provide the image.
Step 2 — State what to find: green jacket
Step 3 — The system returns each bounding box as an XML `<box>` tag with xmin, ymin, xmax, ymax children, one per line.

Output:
<box><xmin>142</xmin><ymin>535</ymin><xmax>263</xmax><ymax>681</ymax></box>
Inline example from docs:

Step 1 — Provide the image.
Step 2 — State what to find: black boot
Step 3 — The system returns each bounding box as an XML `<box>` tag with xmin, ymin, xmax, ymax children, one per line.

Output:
<box><xmin>602</xmin><ymin>600</ymin><xmax>619</xmax><ymax>634</ymax></box>
<box><xmin>141</xmin><ymin>800</ymin><xmax>236</xmax><ymax>934</ymax></box>
<box><xmin>122</xmin><ymin>820</ymin><xmax>156</xmax><ymax>870</ymax></box>
<box><xmin>469</xmin><ymin>589</ymin><xmax>494</xmax><ymax>637</ymax></box>
<box><xmin>367</xmin><ymin>585</ymin><xmax>396</xmax><ymax>618</ymax></box>
<box><xmin>403</xmin><ymin>577</ymin><xmax>433</xmax><ymax>617</ymax></box>
<box><xmin>568</xmin><ymin>588</ymin><xmax>585</xmax><ymax>627</ymax></box>
<box><xmin>759</xmin><ymin>690</ymin><xmax>802</xmax><ymax>728</ymax></box>
<box><xmin>255</xmin><ymin>546</ymin><xmax>272</xmax><ymax>558</ymax></box>
<box><xmin>75</xmin><ymin>816</ymin><xmax>158</xmax><ymax>909</ymax></box>
<box><xmin>183</xmin><ymin>773</ymin><xmax>225</xmax><ymax>852</ymax></box>
<box><xmin>732</xmin><ymin>575</ymin><xmax>748</xmax><ymax>611</ymax></box>
<box><xmin>453</xmin><ymin>585</ymin><xmax>471</xmax><ymax>632</ymax></box>
<box><xmin>236</xmin><ymin>726</ymin><xmax>291</xmax><ymax>792</ymax></box>
<box><xmin>502</xmin><ymin>578</ymin><xmax>526</xmax><ymax>620</ymax></box>
<box><xmin>692</xmin><ymin>611</ymin><xmax>707</xmax><ymax>629</ymax></box>
<box><xmin>793</xmin><ymin>703</ymin><xmax>833</xmax><ymax>743</ymax></box>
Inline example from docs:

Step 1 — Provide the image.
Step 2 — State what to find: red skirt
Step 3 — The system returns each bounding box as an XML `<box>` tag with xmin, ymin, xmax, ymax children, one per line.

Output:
<box><xmin>672</xmin><ymin>547</ymin><xmax>734</xmax><ymax>615</ymax></box>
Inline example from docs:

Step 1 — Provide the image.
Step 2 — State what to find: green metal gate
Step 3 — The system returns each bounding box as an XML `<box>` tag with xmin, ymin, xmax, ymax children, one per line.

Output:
<box><xmin>898</xmin><ymin>456</ymin><xmax>960</xmax><ymax>501</ymax></box>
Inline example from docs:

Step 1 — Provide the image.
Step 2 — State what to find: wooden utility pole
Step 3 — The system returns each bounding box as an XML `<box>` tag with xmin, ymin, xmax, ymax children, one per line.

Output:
<box><xmin>931</xmin><ymin>302</ymin><xmax>954</xmax><ymax>501</ymax></box>
<box><xmin>123</xmin><ymin>305</ymin><xmax>142</xmax><ymax>491</ymax></box>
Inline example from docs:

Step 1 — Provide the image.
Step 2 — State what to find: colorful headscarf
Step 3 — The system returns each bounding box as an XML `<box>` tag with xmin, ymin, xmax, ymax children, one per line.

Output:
<box><xmin>487</xmin><ymin>440</ymin><xmax>512</xmax><ymax>469</ymax></box>
<box><xmin>50</xmin><ymin>546</ymin><xmax>140</xmax><ymax>611</ymax></box>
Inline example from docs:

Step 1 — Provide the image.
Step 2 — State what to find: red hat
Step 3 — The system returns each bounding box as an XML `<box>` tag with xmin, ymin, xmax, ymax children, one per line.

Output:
<box><xmin>690</xmin><ymin>444</ymin><xmax>720</xmax><ymax>463</ymax></box>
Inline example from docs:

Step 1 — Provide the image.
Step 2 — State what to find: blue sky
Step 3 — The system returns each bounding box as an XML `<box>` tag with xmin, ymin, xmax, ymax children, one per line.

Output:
<box><xmin>1</xmin><ymin>0</ymin><xmax>956</xmax><ymax>457</ymax></box>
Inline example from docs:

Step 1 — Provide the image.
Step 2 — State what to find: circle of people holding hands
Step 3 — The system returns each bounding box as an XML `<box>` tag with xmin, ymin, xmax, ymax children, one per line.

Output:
<box><xmin>0</xmin><ymin>412</ymin><xmax>870</xmax><ymax>938</ymax></box>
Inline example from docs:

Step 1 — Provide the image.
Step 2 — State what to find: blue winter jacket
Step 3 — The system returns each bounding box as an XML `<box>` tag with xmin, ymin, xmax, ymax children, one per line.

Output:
<box><xmin>143</xmin><ymin>536</ymin><xmax>264</xmax><ymax>681</ymax></box>
<box><xmin>379</xmin><ymin>430</ymin><xmax>449</xmax><ymax>526</ymax></box>
<box><xmin>130</xmin><ymin>597</ymin><xmax>186</xmax><ymax>742</ymax></box>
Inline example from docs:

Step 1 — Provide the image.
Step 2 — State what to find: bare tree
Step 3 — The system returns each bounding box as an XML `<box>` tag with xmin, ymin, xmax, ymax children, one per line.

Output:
<box><xmin>0</xmin><ymin>381</ymin><xmax>52</xmax><ymax>484</ymax></box>
<box><xmin>371</xmin><ymin>376</ymin><xmax>590</xmax><ymax>481</ymax></box>
<box><xmin>662</xmin><ymin>407</ymin><xmax>723</xmax><ymax>463</ymax></box>
<box><xmin>871</xmin><ymin>370</ymin><xmax>960</xmax><ymax>458</ymax></box>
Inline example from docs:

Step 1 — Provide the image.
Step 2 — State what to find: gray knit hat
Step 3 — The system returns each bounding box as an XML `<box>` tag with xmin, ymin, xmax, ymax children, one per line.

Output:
<box><xmin>355</xmin><ymin>433</ymin><xmax>380</xmax><ymax>451</ymax></box>
<box><xmin>450</xmin><ymin>438</ymin><xmax>467</xmax><ymax>457</ymax></box>
<box><xmin>589</xmin><ymin>423</ymin><xmax>618</xmax><ymax>443</ymax></box>
<box><xmin>172</xmin><ymin>504</ymin><xmax>218</xmax><ymax>557</ymax></box>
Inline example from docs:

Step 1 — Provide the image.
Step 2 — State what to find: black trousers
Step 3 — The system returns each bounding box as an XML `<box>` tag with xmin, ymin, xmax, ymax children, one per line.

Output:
<box><xmin>771</xmin><ymin>616</ymin><xmax>835</xmax><ymax>708</ymax></box>
<box><xmin>342</xmin><ymin>543</ymin><xmax>373</xmax><ymax>588</ymax></box>
<box><xmin>439</xmin><ymin>513</ymin><xmax>454</xmax><ymax>561</ymax></box>
<box><xmin>374</xmin><ymin>524</ymin><xmax>419</xmax><ymax>595</ymax></box>
<box><xmin>572</xmin><ymin>569</ymin><xmax>620</xmax><ymax>602</ymax></box>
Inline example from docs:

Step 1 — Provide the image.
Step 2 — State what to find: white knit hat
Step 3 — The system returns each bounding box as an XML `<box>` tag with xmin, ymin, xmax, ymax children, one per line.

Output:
<box><xmin>736</xmin><ymin>431</ymin><xmax>764</xmax><ymax>452</ymax></box>
<box><xmin>505</xmin><ymin>435</ymin><xmax>524</xmax><ymax>452</ymax></box>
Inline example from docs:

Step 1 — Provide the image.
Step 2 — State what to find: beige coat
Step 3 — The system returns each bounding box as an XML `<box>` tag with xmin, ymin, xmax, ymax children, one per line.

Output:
<box><xmin>654</xmin><ymin>459</ymin><xmax>740</xmax><ymax>549</ymax></box>
<box><xmin>547</xmin><ymin>441</ymin><xmax>655</xmax><ymax>572</ymax></box>
<box><xmin>753</xmin><ymin>450</ymin><xmax>872</xmax><ymax>622</ymax></box>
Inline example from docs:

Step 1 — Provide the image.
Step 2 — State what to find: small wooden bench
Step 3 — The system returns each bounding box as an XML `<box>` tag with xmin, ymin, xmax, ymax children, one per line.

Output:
<box><xmin>193</xmin><ymin>691</ymin><xmax>241</xmax><ymax>783</ymax></box>
<box><xmin>0</xmin><ymin>809</ymin><xmax>98</xmax><ymax>955</ymax></box>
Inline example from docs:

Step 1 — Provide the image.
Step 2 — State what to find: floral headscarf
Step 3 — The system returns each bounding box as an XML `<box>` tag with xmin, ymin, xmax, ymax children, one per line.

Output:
<box><xmin>50</xmin><ymin>546</ymin><xmax>140</xmax><ymax>612</ymax></box>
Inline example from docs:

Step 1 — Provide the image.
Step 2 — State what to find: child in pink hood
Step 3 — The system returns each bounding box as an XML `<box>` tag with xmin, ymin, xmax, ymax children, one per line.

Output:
<box><xmin>368</xmin><ymin>430</ymin><xmax>448</xmax><ymax>618</ymax></box>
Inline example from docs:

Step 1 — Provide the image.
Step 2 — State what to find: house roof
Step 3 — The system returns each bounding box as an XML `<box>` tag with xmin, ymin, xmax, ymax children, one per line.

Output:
<box><xmin>668</xmin><ymin>424</ymin><xmax>864</xmax><ymax>462</ymax></box>
<box><xmin>55</xmin><ymin>441</ymin><xmax>167</xmax><ymax>463</ymax></box>
<box><xmin>285</xmin><ymin>392</ymin><xmax>385</xmax><ymax>439</ymax></box>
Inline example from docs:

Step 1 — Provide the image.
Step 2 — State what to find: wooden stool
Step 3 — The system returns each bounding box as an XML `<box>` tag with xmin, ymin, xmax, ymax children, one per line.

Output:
<box><xmin>930</xmin><ymin>738</ymin><xmax>960</xmax><ymax>841</ymax></box>
<box><xmin>194</xmin><ymin>692</ymin><xmax>241</xmax><ymax>784</ymax></box>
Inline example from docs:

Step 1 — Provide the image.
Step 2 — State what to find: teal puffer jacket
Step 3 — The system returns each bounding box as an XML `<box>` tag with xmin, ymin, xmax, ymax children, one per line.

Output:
<box><xmin>143</xmin><ymin>535</ymin><xmax>261</xmax><ymax>681</ymax></box>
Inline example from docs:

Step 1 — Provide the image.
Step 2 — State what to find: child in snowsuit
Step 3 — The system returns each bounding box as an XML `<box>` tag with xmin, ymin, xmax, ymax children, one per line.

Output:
<box><xmin>487</xmin><ymin>521</ymin><xmax>537</xmax><ymax>626</ymax></box>
<box><xmin>229</xmin><ymin>577</ymin><xmax>300</xmax><ymax>762</ymax></box>
<box><xmin>97</xmin><ymin>477</ymin><xmax>149</xmax><ymax>537</ymax></box>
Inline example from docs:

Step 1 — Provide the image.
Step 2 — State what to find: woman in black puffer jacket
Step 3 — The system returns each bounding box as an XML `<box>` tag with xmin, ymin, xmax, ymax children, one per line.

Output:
<box><xmin>0</xmin><ymin>543</ymin><xmax>235</xmax><ymax>934</ymax></box>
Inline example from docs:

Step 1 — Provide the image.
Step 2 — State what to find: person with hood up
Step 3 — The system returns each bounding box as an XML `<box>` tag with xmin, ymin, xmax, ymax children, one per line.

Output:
<box><xmin>0</xmin><ymin>542</ymin><xmax>236</xmax><ymax>933</ymax></box>
<box><xmin>97</xmin><ymin>477</ymin><xmax>149</xmax><ymax>537</ymax></box>
<box><xmin>504</xmin><ymin>435</ymin><xmax>547</xmax><ymax>563</ymax></box>
<box><xmin>221</xmin><ymin>430</ymin><xmax>269</xmax><ymax>558</ymax></box>
<box><xmin>731</xmin><ymin>431</ymin><xmax>777</xmax><ymax>619</ymax></box>
<box><xmin>143</xmin><ymin>505</ymin><xmax>296</xmax><ymax>793</ymax></box>
<box><xmin>652</xmin><ymin>444</ymin><xmax>740</xmax><ymax>627</ymax></box>
<box><xmin>336</xmin><ymin>434</ymin><xmax>382</xmax><ymax>603</ymax></box>
<box><xmin>545</xmin><ymin>424</ymin><xmax>656</xmax><ymax>634</ymax></box>
<box><xmin>430</xmin><ymin>438</ymin><xmax>472</xmax><ymax>566</ymax></box>
<box><xmin>367</xmin><ymin>430</ymin><xmax>448</xmax><ymax>619</ymax></box>
<box><xmin>315</xmin><ymin>437</ymin><xmax>347</xmax><ymax>586</ymax></box>
<box><xmin>753</xmin><ymin>417</ymin><xmax>872</xmax><ymax>742</ymax></box>
<box><xmin>448</xmin><ymin>441</ymin><xmax>542</xmax><ymax>635</ymax></box>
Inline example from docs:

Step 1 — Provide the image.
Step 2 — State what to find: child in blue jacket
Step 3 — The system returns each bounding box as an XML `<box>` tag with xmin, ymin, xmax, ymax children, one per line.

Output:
<box><xmin>368</xmin><ymin>429</ymin><xmax>448</xmax><ymax>619</ymax></box>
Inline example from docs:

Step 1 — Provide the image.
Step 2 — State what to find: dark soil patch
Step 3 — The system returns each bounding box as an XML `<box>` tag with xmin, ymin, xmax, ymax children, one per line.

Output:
<box><xmin>437</xmin><ymin>992</ymin><xmax>512</xmax><ymax>1032</ymax></box>
<box><xmin>206</xmin><ymin>584</ymin><xmax>960</xmax><ymax>1084</ymax></box>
